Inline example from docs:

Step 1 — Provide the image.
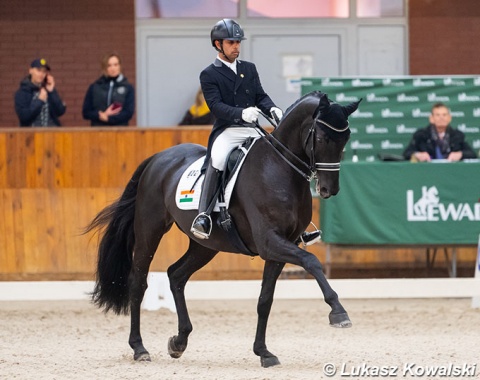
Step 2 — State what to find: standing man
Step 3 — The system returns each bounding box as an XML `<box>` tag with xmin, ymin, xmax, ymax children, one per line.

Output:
<box><xmin>403</xmin><ymin>102</ymin><xmax>476</xmax><ymax>161</ymax></box>
<box><xmin>14</xmin><ymin>58</ymin><xmax>66</xmax><ymax>127</ymax></box>
<box><xmin>190</xmin><ymin>19</ymin><xmax>320</xmax><ymax>246</ymax></box>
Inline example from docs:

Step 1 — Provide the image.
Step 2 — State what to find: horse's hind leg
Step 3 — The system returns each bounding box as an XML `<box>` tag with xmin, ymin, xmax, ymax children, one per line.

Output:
<box><xmin>253</xmin><ymin>260</ymin><xmax>284</xmax><ymax>368</ymax></box>
<box><xmin>166</xmin><ymin>239</ymin><xmax>218</xmax><ymax>359</ymax></box>
<box><xmin>128</xmin><ymin>218</ymin><xmax>171</xmax><ymax>361</ymax></box>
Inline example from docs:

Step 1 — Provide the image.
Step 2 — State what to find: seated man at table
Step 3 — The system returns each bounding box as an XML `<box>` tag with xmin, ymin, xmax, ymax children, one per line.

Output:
<box><xmin>403</xmin><ymin>102</ymin><xmax>476</xmax><ymax>162</ymax></box>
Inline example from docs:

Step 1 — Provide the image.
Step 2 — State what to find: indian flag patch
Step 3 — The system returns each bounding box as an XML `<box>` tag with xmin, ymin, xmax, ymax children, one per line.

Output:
<box><xmin>180</xmin><ymin>189</ymin><xmax>195</xmax><ymax>203</ymax></box>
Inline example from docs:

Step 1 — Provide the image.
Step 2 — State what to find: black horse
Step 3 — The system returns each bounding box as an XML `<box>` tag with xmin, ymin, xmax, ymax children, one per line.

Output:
<box><xmin>87</xmin><ymin>91</ymin><xmax>360</xmax><ymax>367</ymax></box>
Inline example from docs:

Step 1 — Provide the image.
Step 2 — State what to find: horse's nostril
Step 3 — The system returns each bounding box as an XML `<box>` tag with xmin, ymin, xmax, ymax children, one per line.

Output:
<box><xmin>320</xmin><ymin>187</ymin><xmax>331</xmax><ymax>199</ymax></box>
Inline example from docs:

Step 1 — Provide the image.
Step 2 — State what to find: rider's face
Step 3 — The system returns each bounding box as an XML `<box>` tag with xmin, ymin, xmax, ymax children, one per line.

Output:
<box><xmin>217</xmin><ymin>40</ymin><xmax>241</xmax><ymax>63</ymax></box>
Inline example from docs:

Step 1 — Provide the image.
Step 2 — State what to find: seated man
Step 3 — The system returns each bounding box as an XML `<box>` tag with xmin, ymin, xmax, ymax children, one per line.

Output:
<box><xmin>403</xmin><ymin>102</ymin><xmax>476</xmax><ymax>162</ymax></box>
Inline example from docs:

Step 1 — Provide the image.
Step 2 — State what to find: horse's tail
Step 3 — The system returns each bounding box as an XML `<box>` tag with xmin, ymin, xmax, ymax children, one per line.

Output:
<box><xmin>85</xmin><ymin>155</ymin><xmax>156</xmax><ymax>315</ymax></box>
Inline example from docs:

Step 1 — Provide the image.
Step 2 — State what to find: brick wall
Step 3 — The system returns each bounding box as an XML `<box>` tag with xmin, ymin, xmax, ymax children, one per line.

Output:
<box><xmin>0</xmin><ymin>0</ymin><xmax>135</xmax><ymax>127</ymax></box>
<box><xmin>409</xmin><ymin>0</ymin><xmax>480</xmax><ymax>74</ymax></box>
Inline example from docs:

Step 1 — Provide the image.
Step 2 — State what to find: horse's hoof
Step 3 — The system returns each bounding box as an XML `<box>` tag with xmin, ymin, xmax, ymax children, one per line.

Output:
<box><xmin>329</xmin><ymin>312</ymin><xmax>352</xmax><ymax>328</ymax></box>
<box><xmin>261</xmin><ymin>355</ymin><xmax>281</xmax><ymax>368</ymax></box>
<box><xmin>168</xmin><ymin>336</ymin><xmax>185</xmax><ymax>359</ymax></box>
<box><xmin>134</xmin><ymin>351</ymin><xmax>151</xmax><ymax>361</ymax></box>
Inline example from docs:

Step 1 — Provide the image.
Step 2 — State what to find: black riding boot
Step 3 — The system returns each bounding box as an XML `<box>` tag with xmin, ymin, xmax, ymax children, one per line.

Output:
<box><xmin>190</xmin><ymin>163</ymin><xmax>223</xmax><ymax>239</ymax></box>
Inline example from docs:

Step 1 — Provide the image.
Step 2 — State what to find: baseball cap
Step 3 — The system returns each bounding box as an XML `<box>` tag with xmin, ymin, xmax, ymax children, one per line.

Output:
<box><xmin>30</xmin><ymin>58</ymin><xmax>51</xmax><ymax>71</ymax></box>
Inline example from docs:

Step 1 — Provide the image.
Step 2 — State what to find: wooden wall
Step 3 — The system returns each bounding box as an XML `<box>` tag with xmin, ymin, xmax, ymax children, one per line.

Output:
<box><xmin>0</xmin><ymin>127</ymin><xmax>475</xmax><ymax>281</ymax></box>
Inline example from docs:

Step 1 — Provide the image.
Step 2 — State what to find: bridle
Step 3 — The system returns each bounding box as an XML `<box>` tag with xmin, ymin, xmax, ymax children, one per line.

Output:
<box><xmin>261</xmin><ymin>115</ymin><xmax>349</xmax><ymax>182</ymax></box>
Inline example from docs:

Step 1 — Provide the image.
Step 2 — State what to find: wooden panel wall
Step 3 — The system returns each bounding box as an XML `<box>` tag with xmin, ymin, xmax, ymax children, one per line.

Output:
<box><xmin>0</xmin><ymin>127</ymin><xmax>475</xmax><ymax>280</ymax></box>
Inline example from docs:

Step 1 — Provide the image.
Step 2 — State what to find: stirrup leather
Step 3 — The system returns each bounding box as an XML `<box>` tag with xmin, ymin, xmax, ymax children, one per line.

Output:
<box><xmin>190</xmin><ymin>212</ymin><xmax>212</xmax><ymax>239</ymax></box>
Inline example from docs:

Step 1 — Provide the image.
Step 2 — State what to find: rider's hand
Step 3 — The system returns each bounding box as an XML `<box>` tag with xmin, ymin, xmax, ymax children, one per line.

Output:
<box><xmin>242</xmin><ymin>107</ymin><xmax>259</xmax><ymax>123</ymax></box>
<box><xmin>270</xmin><ymin>107</ymin><xmax>283</xmax><ymax>121</ymax></box>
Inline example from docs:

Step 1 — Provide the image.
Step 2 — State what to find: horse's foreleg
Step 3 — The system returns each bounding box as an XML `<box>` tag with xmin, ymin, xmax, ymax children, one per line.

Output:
<box><xmin>266</xmin><ymin>241</ymin><xmax>351</xmax><ymax>328</ymax></box>
<box><xmin>253</xmin><ymin>260</ymin><xmax>284</xmax><ymax>368</ymax></box>
<box><xmin>167</xmin><ymin>240</ymin><xmax>218</xmax><ymax>359</ymax></box>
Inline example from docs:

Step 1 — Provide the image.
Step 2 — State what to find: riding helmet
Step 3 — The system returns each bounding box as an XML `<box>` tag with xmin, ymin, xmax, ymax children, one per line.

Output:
<box><xmin>210</xmin><ymin>19</ymin><xmax>246</xmax><ymax>48</ymax></box>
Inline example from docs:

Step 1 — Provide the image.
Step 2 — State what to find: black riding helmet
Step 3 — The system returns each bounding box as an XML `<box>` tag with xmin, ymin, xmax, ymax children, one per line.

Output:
<box><xmin>210</xmin><ymin>19</ymin><xmax>246</xmax><ymax>51</ymax></box>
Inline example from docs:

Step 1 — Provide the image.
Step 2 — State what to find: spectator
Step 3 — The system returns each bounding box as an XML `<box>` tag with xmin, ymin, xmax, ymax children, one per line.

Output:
<box><xmin>14</xmin><ymin>58</ymin><xmax>66</xmax><ymax>127</ymax></box>
<box><xmin>178</xmin><ymin>87</ymin><xmax>215</xmax><ymax>125</ymax></box>
<box><xmin>190</xmin><ymin>19</ymin><xmax>320</xmax><ymax>246</ymax></box>
<box><xmin>403</xmin><ymin>102</ymin><xmax>477</xmax><ymax>162</ymax></box>
<box><xmin>82</xmin><ymin>53</ymin><xmax>135</xmax><ymax>126</ymax></box>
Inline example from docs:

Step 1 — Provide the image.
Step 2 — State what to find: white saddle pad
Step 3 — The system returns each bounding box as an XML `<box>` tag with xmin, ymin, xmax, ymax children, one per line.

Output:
<box><xmin>175</xmin><ymin>139</ymin><xmax>258</xmax><ymax>211</ymax></box>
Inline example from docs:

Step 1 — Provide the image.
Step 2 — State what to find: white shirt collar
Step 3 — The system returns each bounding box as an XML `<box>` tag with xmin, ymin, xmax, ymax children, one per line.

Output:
<box><xmin>217</xmin><ymin>55</ymin><xmax>237</xmax><ymax>74</ymax></box>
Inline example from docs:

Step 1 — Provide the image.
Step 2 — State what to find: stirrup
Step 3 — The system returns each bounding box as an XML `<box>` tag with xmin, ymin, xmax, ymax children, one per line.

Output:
<box><xmin>190</xmin><ymin>212</ymin><xmax>212</xmax><ymax>240</ymax></box>
<box><xmin>296</xmin><ymin>222</ymin><xmax>322</xmax><ymax>247</ymax></box>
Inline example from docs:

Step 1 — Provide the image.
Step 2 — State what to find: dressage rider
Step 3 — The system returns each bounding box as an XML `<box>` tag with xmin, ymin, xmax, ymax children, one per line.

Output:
<box><xmin>190</xmin><ymin>19</ymin><xmax>320</xmax><ymax>246</ymax></box>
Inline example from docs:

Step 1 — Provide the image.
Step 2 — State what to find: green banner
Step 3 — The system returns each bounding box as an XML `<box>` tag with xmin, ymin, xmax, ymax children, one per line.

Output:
<box><xmin>320</xmin><ymin>161</ymin><xmax>480</xmax><ymax>245</ymax></box>
<box><xmin>302</xmin><ymin>76</ymin><xmax>480</xmax><ymax>161</ymax></box>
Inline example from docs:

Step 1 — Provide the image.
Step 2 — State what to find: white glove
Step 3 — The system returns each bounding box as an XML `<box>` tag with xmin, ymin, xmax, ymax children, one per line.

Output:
<box><xmin>270</xmin><ymin>107</ymin><xmax>283</xmax><ymax>121</ymax></box>
<box><xmin>242</xmin><ymin>107</ymin><xmax>259</xmax><ymax>123</ymax></box>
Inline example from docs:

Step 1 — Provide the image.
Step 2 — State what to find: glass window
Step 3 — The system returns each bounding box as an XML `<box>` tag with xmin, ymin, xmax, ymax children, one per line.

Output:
<box><xmin>136</xmin><ymin>0</ymin><xmax>239</xmax><ymax>19</ymax></box>
<box><xmin>357</xmin><ymin>0</ymin><xmax>404</xmax><ymax>18</ymax></box>
<box><xmin>247</xmin><ymin>0</ymin><xmax>349</xmax><ymax>18</ymax></box>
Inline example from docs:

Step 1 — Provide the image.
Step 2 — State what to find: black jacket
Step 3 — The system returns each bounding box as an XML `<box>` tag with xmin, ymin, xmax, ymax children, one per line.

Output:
<box><xmin>200</xmin><ymin>58</ymin><xmax>276</xmax><ymax>155</ymax></box>
<box><xmin>403</xmin><ymin>124</ymin><xmax>477</xmax><ymax>160</ymax></box>
<box><xmin>82</xmin><ymin>74</ymin><xmax>135</xmax><ymax>126</ymax></box>
<box><xmin>14</xmin><ymin>77</ymin><xmax>66</xmax><ymax>127</ymax></box>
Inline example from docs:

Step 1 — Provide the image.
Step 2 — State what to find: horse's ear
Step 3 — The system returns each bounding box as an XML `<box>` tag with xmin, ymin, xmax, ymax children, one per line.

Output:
<box><xmin>318</xmin><ymin>93</ymin><xmax>331</xmax><ymax>112</ymax></box>
<box><xmin>342</xmin><ymin>98</ymin><xmax>362</xmax><ymax>116</ymax></box>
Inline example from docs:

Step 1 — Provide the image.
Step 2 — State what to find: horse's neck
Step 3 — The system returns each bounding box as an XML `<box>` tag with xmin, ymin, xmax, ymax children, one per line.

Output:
<box><xmin>272</xmin><ymin>114</ymin><xmax>310</xmax><ymax>160</ymax></box>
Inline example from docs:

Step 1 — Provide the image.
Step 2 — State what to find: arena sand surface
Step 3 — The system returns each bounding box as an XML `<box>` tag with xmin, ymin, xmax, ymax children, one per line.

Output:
<box><xmin>1</xmin><ymin>298</ymin><xmax>479</xmax><ymax>380</ymax></box>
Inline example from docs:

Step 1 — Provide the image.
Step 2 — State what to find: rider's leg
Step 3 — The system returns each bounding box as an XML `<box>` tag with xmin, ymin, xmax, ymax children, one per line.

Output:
<box><xmin>190</xmin><ymin>127</ymin><xmax>262</xmax><ymax>240</ymax></box>
<box><xmin>190</xmin><ymin>161</ymin><xmax>223</xmax><ymax>239</ymax></box>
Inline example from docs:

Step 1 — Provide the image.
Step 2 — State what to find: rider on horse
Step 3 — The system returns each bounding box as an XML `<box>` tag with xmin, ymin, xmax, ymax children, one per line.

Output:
<box><xmin>190</xmin><ymin>19</ymin><xmax>320</xmax><ymax>246</ymax></box>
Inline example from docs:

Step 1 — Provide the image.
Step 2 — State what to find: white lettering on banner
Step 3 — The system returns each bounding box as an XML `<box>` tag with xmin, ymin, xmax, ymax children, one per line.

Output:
<box><xmin>412</xmin><ymin>108</ymin><xmax>431</xmax><ymax>118</ymax></box>
<box><xmin>350</xmin><ymin>127</ymin><xmax>358</xmax><ymax>134</ymax></box>
<box><xmin>396</xmin><ymin>124</ymin><xmax>417</xmax><ymax>134</ymax></box>
<box><xmin>474</xmin><ymin>77</ymin><xmax>480</xmax><ymax>86</ymax></box>
<box><xmin>397</xmin><ymin>93</ymin><xmax>419</xmax><ymax>102</ymax></box>
<box><xmin>321</xmin><ymin>78</ymin><xmax>344</xmax><ymax>87</ymax></box>
<box><xmin>366</xmin><ymin>93</ymin><xmax>389</xmax><ymax>102</ymax></box>
<box><xmin>473</xmin><ymin>108</ymin><xmax>480</xmax><ymax>117</ymax></box>
<box><xmin>381</xmin><ymin>109</ymin><xmax>404</xmax><ymax>118</ymax></box>
<box><xmin>350</xmin><ymin>140</ymin><xmax>374</xmax><ymax>149</ymax></box>
<box><xmin>443</xmin><ymin>77</ymin><xmax>466</xmax><ymax>86</ymax></box>
<box><xmin>458</xmin><ymin>92</ymin><xmax>480</xmax><ymax>101</ymax></box>
<box><xmin>383</xmin><ymin>78</ymin><xmax>405</xmax><ymax>86</ymax></box>
<box><xmin>381</xmin><ymin>140</ymin><xmax>404</xmax><ymax>149</ymax></box>
<box><xmin>351</xmin><ymin>79</ymin><xmax>375</xmax><ymax>87</ymax></box>
<box><xmin>451</xmin><ymin>111</ymin><xmax>465</xmax><ymax>117</ymax></box>
<box><xmin>427</xmin><ymin>93</ymin><xmax>450</xmax><ymax>102</ymax></box>
<box><xmin>413</xmin><ymin>78</ymin><xmax>436</xmax><ymax>87</ymax></box>
<box><xmin>473</xmin><ymin>140</ymin><xmax>480</xmax><ymax>149</ymax></box>
<box><xmin>407</xmin><ymin>186</ymin><xmax>480</xmax><ymax>222</ymax></box>
<box><xmin>351</xmin><ymin>111</ymin><xmax>374</xmax><ymax>118</ymax></box>
<box><xmin>366</xmin><ymin>155</ymin><xmax>376</xmax><ymax>161</ymax></box>
<box><xmin>457</xmin><ymin>124</ymin><xmax>480</xmax><ymax>133</ymax></box>
<box><xmin>336</xmin><ymin>93</ymin><xmax>360</xmax><ymax>102</ymax></box>
<box><xmin>366</xmin><ymin>124</ymin><xmax>388</xmax><ymax>134</ymax></box>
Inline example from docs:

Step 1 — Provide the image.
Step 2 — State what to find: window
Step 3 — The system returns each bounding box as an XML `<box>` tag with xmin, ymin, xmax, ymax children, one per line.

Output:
<box><xmin>136</xmin><ymin>0</ymin><xmax>239</xmax><ymax>19</ymax></box>
<box><xmin>357</xmin><ymin>0</ymin><xmax>404</xmax><ymax>17</ymax></box>
<box><xmin>247</xmin><ymin>0</ymin><xmax>349</xmax><ymax>18</ymax></box>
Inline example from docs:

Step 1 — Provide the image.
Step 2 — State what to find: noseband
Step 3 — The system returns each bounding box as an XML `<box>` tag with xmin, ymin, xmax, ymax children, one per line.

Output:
<box><xmin>304</xmin><ymin>118</ymin><xmax>349</xmax><ymax>173</ymax></box>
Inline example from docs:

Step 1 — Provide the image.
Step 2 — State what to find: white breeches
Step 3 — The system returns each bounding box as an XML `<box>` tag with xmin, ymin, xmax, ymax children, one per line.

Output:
<box><xmin>211</xmin><ymin>126</ymin><xmax>263</xmax><ymax>170</ymax></box>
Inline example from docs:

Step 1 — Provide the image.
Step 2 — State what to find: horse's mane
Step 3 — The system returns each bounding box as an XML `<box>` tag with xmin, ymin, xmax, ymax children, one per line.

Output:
<box><xmin>283</xmin><ymin>91</ymin><xmax>324</xmax><ymax>118</ymax></box>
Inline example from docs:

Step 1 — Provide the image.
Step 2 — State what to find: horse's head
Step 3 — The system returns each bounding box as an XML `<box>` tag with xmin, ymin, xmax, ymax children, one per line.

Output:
<box><xmin>307</xmin><ymin>92</ymin><xmax>360</xmax><ymax>198</ymax></box>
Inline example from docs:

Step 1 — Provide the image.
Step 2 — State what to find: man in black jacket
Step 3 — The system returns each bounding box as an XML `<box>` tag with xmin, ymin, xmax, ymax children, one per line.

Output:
<box><xmin>403</xmin><ymin>102</ymin><xmax>476</xmax><ymax>161</ymax></box>
<box><xmin>190</xmin><ymin>19</ymin><xmax>320</xmax><ymax>247</ymax></box>
<box><xmin>14</xmin><ymin>58</ymin><xmax>66</xmax><ymax>127</ymax></box>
